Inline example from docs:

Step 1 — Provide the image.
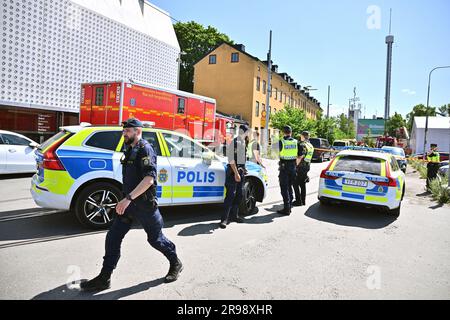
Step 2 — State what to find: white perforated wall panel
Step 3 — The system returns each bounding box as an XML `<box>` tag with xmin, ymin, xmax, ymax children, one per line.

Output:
<box><xmin>1</xmin><ymin>0</ymin><xmax>179</xmax><ymax>112</ymax></box>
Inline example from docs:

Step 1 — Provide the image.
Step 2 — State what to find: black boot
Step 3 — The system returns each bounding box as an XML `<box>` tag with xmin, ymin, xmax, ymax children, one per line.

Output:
<box><xmin>80</xmin><ymin>272</ymin><xmax>111</xmax><ymax>292</ymax></box>
<box><xmin>165</xmin><ymin>258</ymin><xmax>183</xmax><ymax>283</ymax></box>
<box><xmin>277</xmin><ymin>207</ymin><xmax>291</xmax><ymax>215</ymax></box>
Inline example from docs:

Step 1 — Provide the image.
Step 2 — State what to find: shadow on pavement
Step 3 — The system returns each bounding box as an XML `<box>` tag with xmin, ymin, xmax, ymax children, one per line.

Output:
<box><xmin>429</xmin><ymin>203</ymin><xmax>444</xmax><ymax>210</ymax></box>
<box><xmin>0</xmin><ymin>204</ymin><xmax>225</xmax><ymax>247</ymax></box>
<box><xmin>0</xmin><ymin>173</ymin><xmax>34</xmax><ymax>180</ymax></box>
<box><xmin>32</xmin><ymin>278</ymin><xmax>165</xmax><ymax>300</ymax></box>
<box><xmin>304</xmin><ymin>202</ymin><xmax>397</xmax><ymax>229</ymax></box>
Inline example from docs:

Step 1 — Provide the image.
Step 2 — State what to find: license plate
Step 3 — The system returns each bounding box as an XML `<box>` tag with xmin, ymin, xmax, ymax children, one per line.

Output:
<box><xmin>343</xmin><ymin>178</ymin><xmax>368</xmax><ymax>187</ymax></box>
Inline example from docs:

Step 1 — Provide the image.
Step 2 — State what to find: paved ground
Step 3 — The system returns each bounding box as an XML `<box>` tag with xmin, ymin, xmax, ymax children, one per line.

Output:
<box><xmin>0</xmin><ymin>160</ymin><xmax>449</xmax><ymax>300</ymax></box>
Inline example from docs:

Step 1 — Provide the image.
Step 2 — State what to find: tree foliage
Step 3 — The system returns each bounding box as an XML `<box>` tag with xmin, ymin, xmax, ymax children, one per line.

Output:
<box><xmin>406</xmin><ymin>104</ymin><xmax>436</xmax><ymax>132</ymax></box>
<box><xmin>386</xmin><ymin>112</ymin><xmax>406</xmax><ymax>136</ymax></box>
<box><xmin>174</xmin><ymin>21</ymin><xmax>233</xmax><ymax>92</ymax></box>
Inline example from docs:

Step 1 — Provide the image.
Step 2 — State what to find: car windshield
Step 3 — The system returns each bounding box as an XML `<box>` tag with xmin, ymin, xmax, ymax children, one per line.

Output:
<box><xmin>333</xmin><ymin>155</ymin><xmax>383</xmax><ymax>176</ymax></box>
<box><xmin>333</xmin><ymin>141</ymin><xmax>346</xmax><ymax>147</ymax></box>
<box><xmin>382</xmin><ymin>147</ymin><xmax>405</xmax><ymax>157</ymax></box>
<box><xmin>309</xmin><ymin>138</ymin><xmax>321</xmax><ymax>148</ymax></box>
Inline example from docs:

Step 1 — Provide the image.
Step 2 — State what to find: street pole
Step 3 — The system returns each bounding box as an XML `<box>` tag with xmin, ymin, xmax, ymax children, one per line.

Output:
<box><xmin>327</xmin><ymin>85</ymin><xmax>330</xmax><ymax>118</ymax></box>
<box><xmin>423</xmin><ymin>66</ymin><xmax>450</xmax><ymax>159</ymax></box>
<box><xmin>263</xmin><ymin>30</ymin><xmax>272</xmax><ymax>155</ymax></box>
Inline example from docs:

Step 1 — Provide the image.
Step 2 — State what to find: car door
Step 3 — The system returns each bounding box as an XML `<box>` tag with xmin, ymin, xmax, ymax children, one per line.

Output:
<box><xmin>160</xmin><ymin>132</ymin><xmax>225</xmax><ymax>205</ymax></box>
<box><xmin>143</xmin><ymin>131</ymin><xmax>172</xmax><ymax>206</ymax></box>
<box><xmin>389</xmin><ymin>156</ymin><xmax>404</xmax><ymax>200</ymax></box>
<box><xmin>0</xmin><ymin>135</ymin><xmax>6</xmax><ymax>173</ymax></box>
<box><xmin>1</xmin><ymin>133</ymin><xmax>36</xmax><ymax>173</ymax></box>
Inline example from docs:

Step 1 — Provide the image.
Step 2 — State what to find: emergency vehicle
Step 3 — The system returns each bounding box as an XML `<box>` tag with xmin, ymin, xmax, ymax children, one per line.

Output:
<box><xmin>30</xmin><ymin>124</ymin><xmax>268</xmax><ymax>229</ymax></box>
<box><xmin>318</xmin><ymin>148</ymin><xmax>405</xmax><ymax>215</ymax></box>
<box><xmin>79</xmin><ymin>80</ymin><xmax>237</xmax><ymax>145</ymax></box>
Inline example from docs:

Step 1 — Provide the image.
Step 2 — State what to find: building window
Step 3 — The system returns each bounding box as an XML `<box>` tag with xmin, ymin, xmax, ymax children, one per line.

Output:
<box><xmin>231</xmin><ymin>52</ymin><xmax>239</xmax><ymax>63</ymax></box>
<box><xmin>263</xmin><ymin>80</ymin><xmax>266</xmax><ymax>94</ymax></box>
<box><xmin>279</xmin><ymin>91</ymin><xmax>282</xmax><ymax>102</ymax></box>
<box><xmin>274</xmin><ymin>108</ymin><xmax>277</xmax><ymax>113</ymax></box>
<box><xmin>177</xmin><ymin>98</ymin><xmax>186</xmax><ymax>114</ymax></box>
<box><xmin>256</xmin><ymin>77</ymin><xmax>260</xmax><ymax>91</ymax></box>
<box><xmin>255</xmin><ymin>101</ymin><xmax>260</xmax><ymax>117</ymax></box>
<box><xmin>269</xmin><ymin>85</ymin><xmax>272</xmax><ymax>97</ymax></box>
<box><xmin>262</xmin><ymin>103</ymin><xmax>265</xmax><ymax>115</ymax></box>
<box><xmin>209</xmin><ymin>55</ymin><xmax>217</xmax><ymax>64</ymax></box>
<box><xmin>275</xmin><ymin>88</ymin><xmax>278</xmax><ymax>100</ymax></box>
<box><xmin>95</xmin><ymin>87</ymin><xmax>104</xmax><ymax>105</ymax></box>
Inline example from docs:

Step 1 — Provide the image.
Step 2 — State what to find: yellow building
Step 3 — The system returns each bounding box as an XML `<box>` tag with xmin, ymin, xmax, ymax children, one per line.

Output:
<box><xmin>193</xmin><ymin>42</ymin><xmax>322</xmax><ymax>133</ymax></box>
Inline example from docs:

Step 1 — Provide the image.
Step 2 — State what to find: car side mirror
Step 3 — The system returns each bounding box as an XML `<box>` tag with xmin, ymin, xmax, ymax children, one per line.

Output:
<box><xmin>202</xmin><ymin>151</ymin><xmax>214</xmax><ymax>165</ymax></box>
<box><xmin>29</xmin><ymin>142</ymin><xmax>39</xmax><ymax>148</ymax></box>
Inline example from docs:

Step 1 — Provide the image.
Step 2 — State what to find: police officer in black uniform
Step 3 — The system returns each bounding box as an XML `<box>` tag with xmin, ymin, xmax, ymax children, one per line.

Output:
<box><xmin>220</xmin><ymin>124</ymin><xmax>250</xmax><ymax>229</ymax></box>
<box><xmin>80</xmin><ymin>118</ymin><xmax>183</xmax><ymax>291</ymax></box>
<box><xmin>277</xmin><ymin>126</ymin><xmax>300</xmax><ymax>215</ymax></box>
<box><xmin>293</xmin><ymin>131</ymin><xmax>312</xmax><ymax>206</ymax></box>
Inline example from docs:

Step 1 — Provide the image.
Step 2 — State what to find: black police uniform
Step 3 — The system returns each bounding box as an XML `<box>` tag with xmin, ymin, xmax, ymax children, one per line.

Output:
<box><xmin>278</xmin><ymin>137</ymin><xmax>300</xmax><ymax>213</ymax></box>
<box><xmin>293</xmin><ymin>141</ymin><xmax>310</xmax><ymax>206</ymax></box>
<box><xmin>221</xmin><ymin>135</ymin><xmax>247</xmax><ymax>225</ymax></box>
<box><xmin>101</xmin><ymin>138</ymin><xmax>178</xmax><ymax>274</ymax></box>
<box><xmin>81</xmin><ymin>119</ymin><xmax>181</xmax><ymax>291</ymax></box>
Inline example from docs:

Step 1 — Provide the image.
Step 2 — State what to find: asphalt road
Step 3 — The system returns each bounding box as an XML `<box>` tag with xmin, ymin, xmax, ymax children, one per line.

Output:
<box><xmin>0</xmin><ymin>160</ymin><xmax>449</xmax><ymax>300</ymax></box>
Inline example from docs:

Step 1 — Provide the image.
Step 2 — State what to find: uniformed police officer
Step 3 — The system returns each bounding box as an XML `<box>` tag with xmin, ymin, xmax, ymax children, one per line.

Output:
<box><xmin>80</xmin><ymin>118</ymin><xmax>183</xmax><ymax>291</ymax></box>
<box><xmin>277</xmin><ymin>126</ymin><xmax>300</xmax><ymax>215</ymax></box>
<box><xmin>426</xmin><ymin>143</ymin><xmax>440</xmax><ymax>190</ymax></box>
<box><xmin>220</xmin><ymin>124</ymin><xmax>250</xmax><ymax>229</ymax></box>
<box><xmin>293</xmin><ymin>131</ymin><xmax>314</xmax><ymax>206</ymax></box>
<box><xmin>247</xmin><ymin>130</ymin><xmax>264</xmax><ymax>167</ymax></box>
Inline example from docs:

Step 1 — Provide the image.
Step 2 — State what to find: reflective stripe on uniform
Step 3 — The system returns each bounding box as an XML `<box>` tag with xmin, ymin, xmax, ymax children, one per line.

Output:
<box><xmin>427</xmin><ymin>152</ymin><xmax>440</xmax><ymax>163</ymax></box>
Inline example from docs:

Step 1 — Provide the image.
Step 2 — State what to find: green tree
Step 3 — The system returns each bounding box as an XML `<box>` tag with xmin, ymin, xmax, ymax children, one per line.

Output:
<box><xmin>313</xmin><ymin>111</ymin><xmax>339</xmax><ymax>144</ymax></box>
<box><xmin>337</xmin><ymin>113</ymin><xmax>356</xmax><ymax>138</ymax></box>
<box><xmin>386</xmin><ymin>112</ymin><xmax>406</xmax><ymax>136</ymax></box>
<box><xmin>269</xmin><ymin>105</ymin><xmax>315</xmax><ymax>138</ymax></box>
<box><xmin>174</xmin><ymin>21</ymin><xmax>233</xmax><ymax>92</ymax></box>
<box><xmin>438</xmin><ymin>104</ymin><xmax>450</xmax><ymax>116</ymax></box>
<box><xmin>406</xmin><ymin>104</ymin><xmax>436</xmax><ymax>132</ymax></box>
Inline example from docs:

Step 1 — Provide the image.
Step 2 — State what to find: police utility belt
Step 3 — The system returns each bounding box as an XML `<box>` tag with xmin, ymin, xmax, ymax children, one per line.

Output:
<box><xmin>121</xmin><ymin>144</ymin><xmax>157</xmax><ymax>208</ymax></box>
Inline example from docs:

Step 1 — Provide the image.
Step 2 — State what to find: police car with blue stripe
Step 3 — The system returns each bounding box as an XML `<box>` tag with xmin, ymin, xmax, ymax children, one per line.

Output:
<box><xmin>318</xmin><ymin>147</ymin><xmax>405</xmax><ymax>215</ymax></box>
<box><xmin>31</xmin><ymin>124</ymin><xmax>268</xmax><ymax>229</ymax></box>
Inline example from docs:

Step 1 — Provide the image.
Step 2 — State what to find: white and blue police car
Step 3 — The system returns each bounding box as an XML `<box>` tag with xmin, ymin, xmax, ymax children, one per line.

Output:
<box><xmin>31</xmin><ymin>124</ymin><xmax>268</xmax><ymax>229</ymax></box>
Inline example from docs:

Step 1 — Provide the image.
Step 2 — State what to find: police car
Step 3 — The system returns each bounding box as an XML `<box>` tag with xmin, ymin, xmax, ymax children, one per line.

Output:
<box><xmin>318</xmin><ymin>148</ymin><xmax>405</xmax><ymax>215</ymax></box>
<box><xmin>31</xmin><ymin>124</ymin><xmax>268</xmax><ymax>229</ymax></box>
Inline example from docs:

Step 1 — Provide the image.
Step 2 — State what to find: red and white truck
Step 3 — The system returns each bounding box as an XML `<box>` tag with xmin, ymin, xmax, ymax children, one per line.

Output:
<box><xmin>79</xmin><ymin>80</ymin><xmax>235</xmax><ymax>144</ymax></box>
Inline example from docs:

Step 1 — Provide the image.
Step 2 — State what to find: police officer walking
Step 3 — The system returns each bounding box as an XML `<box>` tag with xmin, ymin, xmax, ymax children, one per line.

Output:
<box><xmin>277</xmin><ymin>126</ymin><xmax>300</xmax><ymax>215</ymax></box>
<box><xmin>426</xmin><ymin>143</ymin><xmax>440</xmax><ymax>190</ymax></box>
<box><xmin>220</xmin><ymin>124</ymin><xmax>250</xmax><ymax>229</ymax></box>
<box><xmin>80</xmin><ymin>118</ymin><xmax>183</xmax><ymax>292</ymax></box>
<box><xmin>293</xmin><ymin>131</ymin><xmax>314</xmax><ymax>206</ymax></box>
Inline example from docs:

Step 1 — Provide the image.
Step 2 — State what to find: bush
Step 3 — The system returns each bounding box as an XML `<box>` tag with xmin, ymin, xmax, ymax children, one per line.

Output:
<box><xmin>429</xmin><ymin>176</ymin><xmax>450</xmax><ymax>204</ymax></box>
<box><xmin>417</xmin><ymin>165</ymin><xmax>428</xmax><ymax>179</ymax></box>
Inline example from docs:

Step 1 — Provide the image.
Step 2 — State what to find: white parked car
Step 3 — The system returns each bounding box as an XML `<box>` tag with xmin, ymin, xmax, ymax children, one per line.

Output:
<box><xmin>0</xmin><ymin>130</ymin><xmax>39</xmax><ymax>174</ymax></box>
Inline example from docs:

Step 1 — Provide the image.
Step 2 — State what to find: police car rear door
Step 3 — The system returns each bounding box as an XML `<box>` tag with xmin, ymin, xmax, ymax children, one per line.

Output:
<box><xmin>160</xmin><ymin>132</ymin><xmax>225</xmax><ymax>205</ymax></box>
<box><xmin>142</xmin><ymin>131</ymin><xmax>172</xmax><ymax>206</ymax></box>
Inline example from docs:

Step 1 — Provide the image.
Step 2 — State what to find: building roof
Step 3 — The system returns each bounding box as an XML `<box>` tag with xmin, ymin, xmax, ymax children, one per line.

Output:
<box><xmin>413</xmin><ymin>117</ymin><xmax>450</xmax><ymax>129</ymax></box>
<box><xmin>71</xmin><ymin>0</ymin><xmax>180</xmax><ymax>49</ymax></box>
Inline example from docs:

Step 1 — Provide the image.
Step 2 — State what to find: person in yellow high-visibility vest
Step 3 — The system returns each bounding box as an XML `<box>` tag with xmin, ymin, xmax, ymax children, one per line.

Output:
<box><xmin>277</xmin><ymin>126</ymin><xmax>301</xmax><ymax>215</ymax></box>
<box><xmin>293</xmin><ymin>131</ymin><xmax>314</xmax><ymax>206</ymax></box>
<box><xmin>426</xmin><ymin>143</ymin><xmax>441</xmax><ymax>190</ymax></box>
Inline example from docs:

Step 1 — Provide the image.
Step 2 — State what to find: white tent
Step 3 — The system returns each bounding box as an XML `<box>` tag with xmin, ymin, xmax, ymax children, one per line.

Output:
<box><xmin>410</xmin><ymin>117</ymin><xmax>450</xmax><ymax>155</ymax></box>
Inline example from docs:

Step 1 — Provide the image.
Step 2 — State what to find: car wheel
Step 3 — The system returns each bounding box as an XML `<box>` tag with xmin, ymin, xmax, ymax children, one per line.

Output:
<box><xmin>388</xmin><ymin>203</ymin><xmax>401</xmax><ymax>217</ymax></box>
<box><xmin>319</xmin><ymin>154</ymin><xmax>324</xmax><ymax>163</ymax></box>
<box><xmin>74</xmin><ymin>182</ymin><xmax>122</xmax><ymax>229</ymax></box>
<box><xmin>239</xmin><ymin>179</ymin><xmax>257</xmax><ymax>216</ymax></box>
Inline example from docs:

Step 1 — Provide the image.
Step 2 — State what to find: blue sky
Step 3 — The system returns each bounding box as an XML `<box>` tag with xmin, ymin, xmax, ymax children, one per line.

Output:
<box><xmin>152</xmin><ymin>0</ymin><xmax>450</xmax><ymax>118</ymax></box>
